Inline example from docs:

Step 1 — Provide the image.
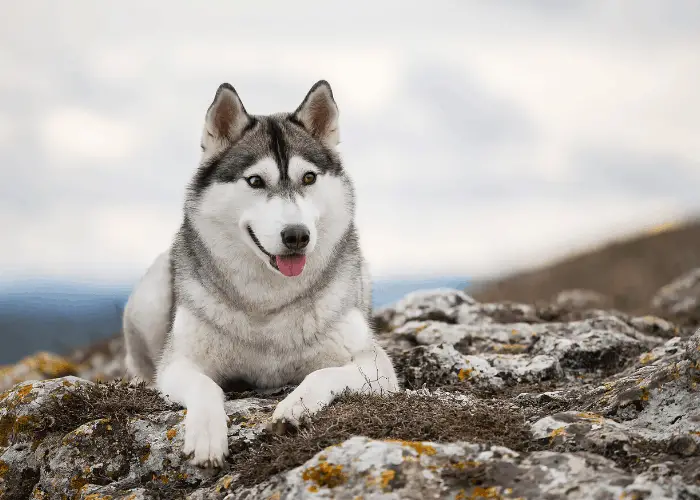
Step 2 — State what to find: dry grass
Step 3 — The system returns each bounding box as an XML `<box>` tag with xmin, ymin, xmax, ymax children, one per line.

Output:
<box><xmin>229</xmin><ymin>391</ymin><xmax>532</xmax><ymax>487</ymax></box>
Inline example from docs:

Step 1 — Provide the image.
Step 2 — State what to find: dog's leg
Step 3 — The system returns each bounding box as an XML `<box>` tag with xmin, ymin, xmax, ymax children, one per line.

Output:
<box><xmin>269</xmin><ymin>308</ymin><xmax>399</xmax><ymax>430</ymax></box>
<box><xmin>156</xmin><ymin>310</ymin><xmax>229</xmax><ymax>468</ymax></box>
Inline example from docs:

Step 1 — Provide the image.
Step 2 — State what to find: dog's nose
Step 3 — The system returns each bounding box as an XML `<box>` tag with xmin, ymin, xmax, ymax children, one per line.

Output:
<box><xmin>281</xmin><ymin>225</ymin><xmax>310</xmax><ymax>251</ymax></box>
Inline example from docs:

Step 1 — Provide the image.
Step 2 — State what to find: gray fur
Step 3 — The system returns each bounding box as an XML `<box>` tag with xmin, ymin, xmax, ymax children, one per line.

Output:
<box><xmin>122</xmin><ymin>80</ymin><xmax>398</xmax><ymax>467</ymax></box>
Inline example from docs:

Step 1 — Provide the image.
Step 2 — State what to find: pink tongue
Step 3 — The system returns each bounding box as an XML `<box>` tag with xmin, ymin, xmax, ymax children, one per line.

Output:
<box><xmin>275</xmin><ymin>255</ymin><xmax>307</xmax><ymax>277</ymax></box>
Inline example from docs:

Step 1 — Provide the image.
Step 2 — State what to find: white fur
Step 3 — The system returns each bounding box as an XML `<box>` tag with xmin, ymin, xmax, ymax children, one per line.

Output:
<box><xmin>124</xmin><ymin>83</ymin><xmax>398</xmax><ymax>468</ymax></box>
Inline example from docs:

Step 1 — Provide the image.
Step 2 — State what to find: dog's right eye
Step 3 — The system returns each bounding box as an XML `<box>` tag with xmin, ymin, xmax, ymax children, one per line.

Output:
<box><xmin>245</xmin><ymin>175</ymin><xmax>265</xmax><ymax>189</ymax></box>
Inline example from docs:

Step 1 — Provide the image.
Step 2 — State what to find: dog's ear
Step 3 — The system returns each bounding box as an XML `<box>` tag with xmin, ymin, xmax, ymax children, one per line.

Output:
<box><xmin>292</xmin><ymin>80</ymin><xmax>339</xmax><ymax>148</ymax></box>
<box><xmin>201</xmin><ymin>83</ymin><xmax>252</xmax><ymax>156</ymax></box>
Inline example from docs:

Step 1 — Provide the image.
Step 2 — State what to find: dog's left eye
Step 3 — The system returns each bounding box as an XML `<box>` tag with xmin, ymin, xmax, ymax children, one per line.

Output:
<box><xmin>246</xmin><ymin>175</ymin><xmax>265</xmax><ymax>189</ymax></box>
<box><xmin>302</xmin><ymin>172</ymin><xmax>317</xmax><ymax>186</ymax></box>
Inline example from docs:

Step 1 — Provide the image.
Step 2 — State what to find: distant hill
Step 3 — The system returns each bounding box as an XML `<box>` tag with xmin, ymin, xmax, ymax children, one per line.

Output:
<box><xmin>0</xmin><ymin>276</ymin><xmax>468</xmax><ymax>365</ymax></box>
<box><xmin>469</xmin><ymin>219</ymin><xmax>700</xmax><ymax>316</ymax></box>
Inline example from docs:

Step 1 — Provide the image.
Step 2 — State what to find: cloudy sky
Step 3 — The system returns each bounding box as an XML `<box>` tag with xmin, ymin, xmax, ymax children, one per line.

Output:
<box><xmin>1</xmin><ymin>1</ymin><xmax>699</xmax><ymax>284</ymax></box>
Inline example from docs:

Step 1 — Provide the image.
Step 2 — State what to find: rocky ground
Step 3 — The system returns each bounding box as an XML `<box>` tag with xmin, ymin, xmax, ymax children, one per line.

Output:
<box><xmin>2</xmin><ymin>267</ymin><xmax>700</xmax><ymax>499</ymax></box>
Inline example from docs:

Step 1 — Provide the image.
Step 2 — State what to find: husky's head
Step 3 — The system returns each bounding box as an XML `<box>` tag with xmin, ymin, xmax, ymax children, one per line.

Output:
<box><xmin>187</xmin><ymin>80</ymin><xmax>353</xmax><ymax>278</ymax></box>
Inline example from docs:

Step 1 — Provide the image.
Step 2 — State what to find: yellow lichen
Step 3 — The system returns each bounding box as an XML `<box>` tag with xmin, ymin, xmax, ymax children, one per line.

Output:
<box><xmin>267</xmin><ymin>493</ymin><xmax>281</xmax><ymax>500</ymax></box>
<box><xmin>497</xmin><ymin>344</ymin><xmax>528</xmax><ymax>353</ymax></box>
<box><xmin>166</xmin><ymin>428</ymin><xmax>177</xmax><ymax>440</ymax></box>
<box><xmin>576</xmin><ymin>412</ymin><xmax>604</xmax><ymax>424</ymax></box>
<box><xmin>380</xmin><ymin>469</ymin><xmax>395</xmax><ymax>490</ymax></box>
<box><xmin>640</xmin><ymin>387</ymin><xmax>650</xmax><ymax>402</ymax></box>
<box><xmin>458</xmin><ymin>368</ymin><xmax>475</xmax><ymax>381</ymax></box>
<box><xmin>0</xmin><ymin>459</ymin><xmax>8</xmax><ymax>478</ymax></box>
<box><xmin>0</xmin><ymin>353</ymin><xmax>79</xmax><ymax>386</ymax></box>
<box><xmin>69</xmin><ymin>474</ymin><xmax>88</xmax><ymax>492</ymax></box>
<box><xmin>151</xmin><ymin>473</ymin><xmax>170</xmax><ymax>484</ymax></box>
<box><xmin>31</xmin><ymin>487</ymin><xmax>49</xmax><ymax>499</ymax></box>
<box><xmin>139</xmin><ymin>444</ymin><xmax>151</xmax><ymax>464</ymax></box>
<box><xmin>549</xmin><ymin>427</ymin><xmax>567</xmax><ymax>443</ymax></box>
<box><xmin>84</xmin><ymin>494</ymin><xmax>113</xmax><ymax>500</ymax></box>
<box><xmin>16</xmin><ymin>384</ymin><xmax>34</xmax><ymax>400</ymax></box>
<box><xmin>639</xmin><ymin>353</ymin><xmax>655</xmax><ymax>365</ymax></box>
<box><xmin>307</xmin><ymin>485</ymin><xmax>319</xmax><ymax>493</ymax></box>
<box><xmin>386</xmin><ymin>439</ymin><xmax>437</xmax><ymax>456</ymax></box>
<box><xmin>216</xmin><ymin>475</ymin><xmax>234</xmax><ymax>492</ymax></box>
<box><xmin>450</xmin><ymin>460</ymin><xmax>481</xmax><ymax>470</ymax></box>
<box><xmin>33</xmin><ymin>352</ymin><xmax>79</xmax><ymax>378</ymax></box>
<box><xmin>301</xmin><ymin>462</ymin><xmax>348</xmax><ymax>489</ymax></box>
<box><xmin>468</xmin><ymin>486</ymin><xmax>503</xmax><ymax>499</ymax></box>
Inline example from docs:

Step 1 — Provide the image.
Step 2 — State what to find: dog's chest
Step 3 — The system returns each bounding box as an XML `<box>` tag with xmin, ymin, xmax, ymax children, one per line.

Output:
<box><xmin>212</xmin><ymin>301</ymin><xmax>350</xmax><ymax>388</ymax></box>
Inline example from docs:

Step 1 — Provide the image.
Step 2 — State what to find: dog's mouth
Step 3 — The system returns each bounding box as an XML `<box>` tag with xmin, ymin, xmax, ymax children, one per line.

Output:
<box><xmin>246</xmin><ymin>226</ymin><xmax>307</xmax><ymax>277</ymax></box>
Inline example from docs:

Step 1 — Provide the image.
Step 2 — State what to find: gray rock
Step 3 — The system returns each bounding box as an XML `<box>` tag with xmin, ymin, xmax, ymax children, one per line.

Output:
<box><xmin>652</xmin><ymin>267</ymin><xmax>700</xmax><ymax>316</ymax></box>
<box><xmin>2</xmin><ymin>287</ymin><xmax>699</xmax><ymax>498</ymax></box>
<box><xmin>230</xmin><ymin>436</ymin><xmax>700</xmax><ymax>500</ymax></box>
<box><xmin>553</xmin><ymin>288</ymin><xmax>609</xmax><ymax>309</ymax></box>
<box><xmin>374</xmin><ymin>288</ymin><xmax>477</xmax><ymax>331</ymax></box>
<box><xmin>1</xmin><ymin>377</ymin><xmax>277</xmax><ymax>500</ymax></box>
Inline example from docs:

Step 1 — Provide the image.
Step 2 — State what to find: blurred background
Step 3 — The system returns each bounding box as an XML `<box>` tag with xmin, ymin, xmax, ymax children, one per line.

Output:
<box><xmin>1</xmin><ymin>1</ymin><xmax>699</xmax><ymax>364</ymax></box>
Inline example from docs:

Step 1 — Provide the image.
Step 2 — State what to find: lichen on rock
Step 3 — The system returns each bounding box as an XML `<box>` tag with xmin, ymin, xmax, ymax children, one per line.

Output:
<box><xmin>1</xmin><ymin>284</ymin><xmax>699</xmax><ymax>498</ymax></box>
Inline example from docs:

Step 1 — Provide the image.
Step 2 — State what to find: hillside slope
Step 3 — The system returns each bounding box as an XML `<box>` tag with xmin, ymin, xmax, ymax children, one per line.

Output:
<box><xmin>469</xmin><ymin>219</ymin><xmax>700</xmax><ymax>318</ymax></box>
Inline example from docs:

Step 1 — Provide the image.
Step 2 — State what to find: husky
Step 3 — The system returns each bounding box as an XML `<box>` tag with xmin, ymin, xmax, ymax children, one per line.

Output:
<box><xmin>122</xmin><ymin>80</ymin><xmax>399</xmax><ymax>467</ymax></box>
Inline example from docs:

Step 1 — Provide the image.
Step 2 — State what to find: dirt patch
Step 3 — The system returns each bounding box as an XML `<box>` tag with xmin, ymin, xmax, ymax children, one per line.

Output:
<box><xmin>229</xmin><ymin>391</ymin><xmax>532</xmax><ymax>487</ymax></box>
<box><xmin>470</xmin><ymin>219</ymin><xmax>700</xmax><ymax>325</ymax></box>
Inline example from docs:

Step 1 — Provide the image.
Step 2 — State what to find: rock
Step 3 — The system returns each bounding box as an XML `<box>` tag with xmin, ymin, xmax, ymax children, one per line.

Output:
<box><xmin>373</xmin><ymin>288</ymin><xmax>477</xmax><ymax>331</ymax></box>
<box><xmin>580</xmin><ymin>330</ymin><xmax>700</xmax><ymax>445</ymax></box>
<box><xmin>0</xmin><ymin>337</ymin><xmax>128</xmax><ymax>393</ymax></box>
<box><xmin>0</xmin><ymin>352</ymin><xmax>80</xmax><ymax>392</ymax></box>
<box><xmin>652</xmin><ymin>267</ymin><xmax>700</xmax><ymax>321</ymax></box>
<box><xmin>0</xmin><ymin>377</ymin><xmax>278</xmax><ymax>500</ymax></box>
<box><xmin>231</xmin><ymin>436</ymin><xmax>700</xmax><ymax>500</ymax></box>
<box><xmin>552</xmin><ymin>288</ymin><xmax>610</xmax><ymax>310</ymax></box>
<box><xmin>2</xmin><ymin>286</ymin><xmax>699</xmax><ymax>498</ymax></box>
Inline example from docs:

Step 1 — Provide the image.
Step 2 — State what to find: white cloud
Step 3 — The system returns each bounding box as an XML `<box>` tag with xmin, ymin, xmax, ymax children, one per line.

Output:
<box><xmin>358</xmin><ymin>195</ymin><xmax>687</xmax><ymax>279</ymax></box>
<box><xmin>0</xmin><ymin>114</ymin><xmax>13</xmax><ymax>148</ymax></box>
<box><xmin>0</xmin><ymin>1</ymin><xmax>699</xmax><ymax>283</ymax></box>
<box><xmin>39</xmin><ymin>108</ymin><xmax>139</xmax><ymax>166</ymax></box>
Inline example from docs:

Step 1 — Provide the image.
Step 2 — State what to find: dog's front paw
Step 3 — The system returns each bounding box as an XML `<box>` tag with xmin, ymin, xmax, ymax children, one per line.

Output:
<box><xmin>182</xmin><ymin>400</ymin><xmax>230</xmax><ymax>468</ymax></box>
<box><xmin>267</xmin><ymin>380</ymin><xmax>332</xmax><ymax>435</ymax></box>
